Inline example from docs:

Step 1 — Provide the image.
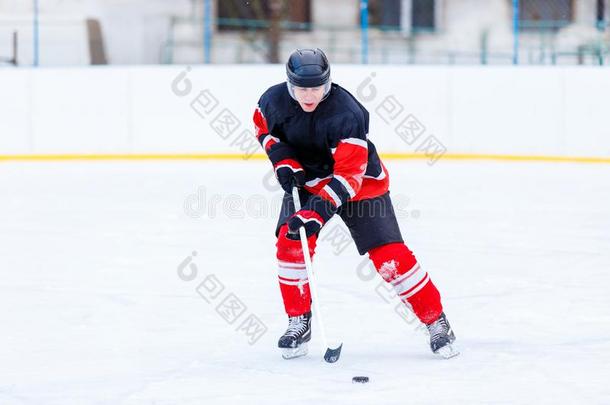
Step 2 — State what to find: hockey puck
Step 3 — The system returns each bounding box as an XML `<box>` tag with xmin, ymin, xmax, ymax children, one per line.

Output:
<box><xmin>352</xmin><ymin>376</ymin><xmax>369</xmax><ymax>384</ymax></box>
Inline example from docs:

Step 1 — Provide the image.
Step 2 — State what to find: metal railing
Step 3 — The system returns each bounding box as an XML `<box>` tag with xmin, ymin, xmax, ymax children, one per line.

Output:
<box><xmin>4</xmin><ymin>0</ymin><xmax>609</xmax><ymax>66</ymax></box>
<box><xmin>164</xmin><ymin>15</ymin><xmax>609</xmax><ymax>65</ymax></box>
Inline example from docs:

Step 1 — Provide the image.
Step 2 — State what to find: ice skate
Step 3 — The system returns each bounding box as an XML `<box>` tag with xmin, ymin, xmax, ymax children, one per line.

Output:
<box><xmin>426</xmin><ymin>312</ymin><xmax>459</xmax><ymax>359</ymax></box>
<box><xmin>278</xmin><ymin>311</ymin><xmax>312</xmax><ymax>360</ymax></box>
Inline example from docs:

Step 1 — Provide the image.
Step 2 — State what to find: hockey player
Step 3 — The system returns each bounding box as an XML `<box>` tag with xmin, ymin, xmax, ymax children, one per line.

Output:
<box><xmin>253</xmin><ymin>48</ymin><xmax>456</xmax><ymax>359</ymax></box>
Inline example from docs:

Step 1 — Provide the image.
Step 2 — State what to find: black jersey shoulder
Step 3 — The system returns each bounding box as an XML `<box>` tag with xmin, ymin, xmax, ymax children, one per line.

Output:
<box><xmin>257</xmin><ymin>83</ymin><xmax>293</xmax><ymax>125</ymax></box>
<box><xmin>326</xmin><ymin>84</ymin><xmax>366</xmax><ymax>114</ymax></box>
<box><xmin>317</xmin><ymin>84</ymin><xmax>369</xmax><ymax>140</ymax></box>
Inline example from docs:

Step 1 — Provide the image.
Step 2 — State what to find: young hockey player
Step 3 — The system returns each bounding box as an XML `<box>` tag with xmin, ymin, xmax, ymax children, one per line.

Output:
<box><xmin>253</xmin><ymin>48</ymin><xmax>457</xmax><ymax>359</ymax></box>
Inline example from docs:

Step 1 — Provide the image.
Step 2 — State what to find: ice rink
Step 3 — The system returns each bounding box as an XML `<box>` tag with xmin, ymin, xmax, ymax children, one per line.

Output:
<box><xmin>1</xmin><ymin>159</ymin><xmax>609</xmax><ymax>404</ymax></box>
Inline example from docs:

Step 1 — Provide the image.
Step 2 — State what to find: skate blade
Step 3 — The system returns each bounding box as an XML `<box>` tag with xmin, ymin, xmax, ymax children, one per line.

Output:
<box><xmin>434</xmin><ymin>344</ymin><xmax>460</xmax><ymax>359</ymax></box>
<box><xmin>281</xmin><ymin>343</ymin><xmax>308</xmax><ymax>360</ymax></box>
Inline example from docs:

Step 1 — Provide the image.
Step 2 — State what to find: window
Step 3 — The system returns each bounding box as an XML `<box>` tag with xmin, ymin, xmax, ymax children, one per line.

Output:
<box><xmin>217</xmin><ymin>0</ymin><xmax>311</xmax><ymax>31</ymax></box>
<box><xmin>597</xmin><ymin>0</ymin><xmax>606</xmax><ymax>30</ymax></box>
<box><xmin>411</xmin><ymin>0</ymin><xmax>435</xmax><ymax>31</ymax></box>
<box><xmin>518</xmin><ymin>0</ymin><xmax>573</xmax><ymax>30</ymax></box>
<box><xmin>370</xmin><ymin>0</ymin><xmax>400</xmax><ymax>29</ymax></box>
<box><xmin>368</xmin><ymin>0</ymin><xmax>436</xmax><ymax>32</ymax></box>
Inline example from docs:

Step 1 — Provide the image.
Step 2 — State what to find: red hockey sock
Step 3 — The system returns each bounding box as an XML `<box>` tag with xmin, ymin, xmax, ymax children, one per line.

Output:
<box><xmin>276</xmin><ymin>224</ymin><xmax>317</xmax><ymax>316</ymax></box>
<box><xmin>368</xmin><ymin>242</ymin><xmax>442</xmax><ymax>325</ymax></box>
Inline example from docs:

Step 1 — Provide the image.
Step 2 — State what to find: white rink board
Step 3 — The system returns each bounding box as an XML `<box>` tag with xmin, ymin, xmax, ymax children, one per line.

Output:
<box><xmin>1</xmin><ymin>65</ymin><xmax>609</xmax><ymax>157</ymax></box>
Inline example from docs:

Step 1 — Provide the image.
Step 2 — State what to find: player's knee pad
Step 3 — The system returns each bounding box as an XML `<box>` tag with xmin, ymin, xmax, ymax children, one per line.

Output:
<box><xmin>276</xmin><ymin>224</ymin><xmax>317</xmax><ymax>263</ymax></box>
<box><xmin>367</xmin><ymin>242</ymin><xmax>418</xmax><ymax>282</ymax></box>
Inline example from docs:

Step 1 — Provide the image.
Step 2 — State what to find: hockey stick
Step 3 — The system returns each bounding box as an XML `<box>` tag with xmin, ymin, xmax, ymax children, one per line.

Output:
<box><xmin>291</xmin><ymin>185</ymin><xmax>343</xmax><ymax>363</ymax></box>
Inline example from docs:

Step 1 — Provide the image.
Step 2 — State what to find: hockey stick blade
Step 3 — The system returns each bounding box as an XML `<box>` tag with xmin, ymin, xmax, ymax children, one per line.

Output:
<box><xmin>324</xmin><ymin>343</ymin><xmax>343</xmax><ymax>363</ymax></box>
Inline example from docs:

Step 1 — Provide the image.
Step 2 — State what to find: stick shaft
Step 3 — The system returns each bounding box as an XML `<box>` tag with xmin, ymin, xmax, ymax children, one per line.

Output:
<box><xmin>291</xmin><ymin>186</ymin><xmax>330</xmax><ymax>350</ymax></box>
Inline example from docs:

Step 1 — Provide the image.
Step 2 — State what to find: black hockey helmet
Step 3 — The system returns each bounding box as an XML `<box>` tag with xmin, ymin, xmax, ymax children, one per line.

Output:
<box><xmin>286</xmin><ymin>48</ymin><xmax>332</xmax><ymax>99</ymax></box>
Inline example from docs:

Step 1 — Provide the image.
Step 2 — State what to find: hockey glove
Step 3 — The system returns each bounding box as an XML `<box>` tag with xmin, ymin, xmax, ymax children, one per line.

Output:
<box><xmin>287</xmin><ymin>195</ymin><xmax>337</xmax><ymax>239</ymax></box>
<box><xmin>274</xmin><ymin>159</ymin><xmax>306</xmax><ymax>194</ymax></box>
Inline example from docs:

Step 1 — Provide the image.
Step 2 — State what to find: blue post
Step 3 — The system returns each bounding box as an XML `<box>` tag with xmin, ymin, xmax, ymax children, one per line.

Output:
<box><xmin>203</xmin><ymin>0</ymin><xmax>212</xmax><ymax>64</ymax></box>
<box><xmin>33</xmin><ymin>0</ymin><xmax>39</xmax><ymax>66</ymax></box>
<box><xmin>360</xmin><ymin>0</ymin><xmax>369</xmax><ymax>64</ymax></box>
<box><xmin>512</xmin><ymin>0</ymin><xmax>519</xmax><ymax>65</ymax></box>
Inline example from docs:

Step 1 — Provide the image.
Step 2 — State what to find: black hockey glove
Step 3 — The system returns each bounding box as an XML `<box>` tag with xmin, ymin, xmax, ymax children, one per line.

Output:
<box><xmin>274</xmin><ymin>158</ymin><xmax>306</xmax><ymax>193</ymax></box>
<box><xmin>286</xmin><ymin>195</ymin><xmax>337</xmax><ymax>239</ymax></box>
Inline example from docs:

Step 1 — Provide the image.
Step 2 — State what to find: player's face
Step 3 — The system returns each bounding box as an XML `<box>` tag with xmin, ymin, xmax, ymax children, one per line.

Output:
<box><xmin>293</xmin><ymin>85</ymin><xmax>326</xmax><ymax>112</ymax></box>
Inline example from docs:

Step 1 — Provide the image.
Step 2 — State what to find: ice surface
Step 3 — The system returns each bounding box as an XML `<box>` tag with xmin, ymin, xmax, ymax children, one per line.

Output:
<box><xmin>1</xmin><ymin>160</ymin><xmax>609</xmax><ymax>404</ymax></box>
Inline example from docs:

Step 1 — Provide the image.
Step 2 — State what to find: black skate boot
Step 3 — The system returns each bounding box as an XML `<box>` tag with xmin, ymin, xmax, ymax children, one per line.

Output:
<box><xmin>278</xmin><ymin>311</ymin><xmax>312</xmax><ymax>359</ymax></box>
<box><xmin>426</xmin><ymin>312</ymin><xmax>459</xmax><ymax>359</ymax></box>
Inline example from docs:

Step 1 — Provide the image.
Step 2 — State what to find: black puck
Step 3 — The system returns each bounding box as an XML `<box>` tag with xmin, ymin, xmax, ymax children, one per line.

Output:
<box><xmin>352</xmin><ymin>376</ymin><xmax>369</xmax><ymax>383</ymax></box>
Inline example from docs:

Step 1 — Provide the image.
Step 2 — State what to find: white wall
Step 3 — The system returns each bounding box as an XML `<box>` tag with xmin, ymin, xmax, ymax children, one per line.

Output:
<box><xmin>1</xmin><ymin>65</ymin><xmax>609</xmax><ymax>157</ymax></box>
<box><xmin>0</xmin><ymin>15</ymin><xmax>89</xmax><ymax>66</ymax></box>
<box><xmin>0</xmin><ymin>0</ymin><xmax>192</xmax><ymax>65</ymax></box>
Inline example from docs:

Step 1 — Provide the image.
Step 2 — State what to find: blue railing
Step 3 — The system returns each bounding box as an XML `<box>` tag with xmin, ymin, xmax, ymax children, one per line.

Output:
<box><xmin>19</xmin><ymin>0</ymin><xmax>610</xmax><ymax>66</ymax></box>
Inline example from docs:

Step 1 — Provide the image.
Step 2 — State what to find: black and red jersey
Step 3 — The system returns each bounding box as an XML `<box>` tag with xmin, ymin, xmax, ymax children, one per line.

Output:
<box><xmin>253</xmin><ymin>82</ymin><xmax>389</xmax><ymax>207</ymax></box>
